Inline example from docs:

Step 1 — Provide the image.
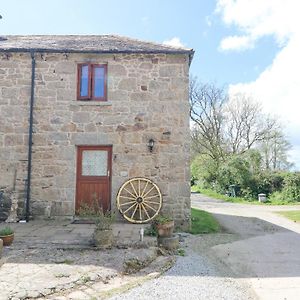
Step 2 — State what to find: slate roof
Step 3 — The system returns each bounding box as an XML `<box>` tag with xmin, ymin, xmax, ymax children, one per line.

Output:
<box><xmin>0</xmin><ymin>35</ymin><xmax>194</xmax><ymax>63</ymax></box>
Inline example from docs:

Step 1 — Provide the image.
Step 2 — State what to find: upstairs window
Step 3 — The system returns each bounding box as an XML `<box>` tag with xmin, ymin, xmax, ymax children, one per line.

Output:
<box><xmin>77</xmin><ymin>64</ymin><xmax>107</xmax><ymax>101</ymax></box>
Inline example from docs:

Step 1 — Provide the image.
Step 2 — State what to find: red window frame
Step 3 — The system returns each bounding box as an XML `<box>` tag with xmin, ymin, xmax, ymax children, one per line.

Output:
<box><xmin>77</xmin><ymin>63</ymin><xmax>107</xmax><ymax>101</ymax></box>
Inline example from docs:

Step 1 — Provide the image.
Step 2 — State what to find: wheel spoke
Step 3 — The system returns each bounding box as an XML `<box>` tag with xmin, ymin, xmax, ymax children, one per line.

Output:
<box><xmin>123</xmin><ymin>202</ymin><xmax>137</xmax><ymax>214</ymax></box>
<box><xmin>131</xmin><ymin>203</ymin><xmax>139</xmax><ymax>219</ymax></box>
<box><xmin>119</xmin><ymin>195</ymin><xmax>136</xmax><ymax>200</ymax></box>
<box><xmin>141</xmin><ymin>181</ymin><xmax>149</xmax><ymax>197</ymax></box>
<box><xmin>139</xmin><ymin>204</ymin><xmax>142</xmax><ymax>220</ymax></box>
<box><xmin>143</xmin><ymin>186</ymin><xmax>155</xmax><ymax>198</ymax></box>
<box><xmin>119</xmin><ymin>200</ymin><xmax>136</xmax><ymax>206</ymax></box>
<box><xmin>143</xmin><ymin>202</ymin><xmax>157</xmax><ymax>212</ymax></box>
<box><xmin>143</xmin><ymin>200</ymin><xmax>160</xmax><ymax>205</ymax></box>
<box><xmin>124</xmin><ymin>187</ymin><xmax>137</xmax><ymax>198</ymax></box>
<box><xmin>143</xmin><ymin>194</ymin><xmax>159</xmax><ymax>200</ymax></box>
<box><xmin>141</xmin><ymin>203</ymin><xmax>150</xmax><ymax>220</ymax></box>
<box><xmin>130</xmin><ymin>181</ymin><xmax>138</xmax><ymax>197</ymax></box>
<box><xmin>138</xmin><ymin>179</ymin><xmax>141</xmax><ymax>196</ymax></box>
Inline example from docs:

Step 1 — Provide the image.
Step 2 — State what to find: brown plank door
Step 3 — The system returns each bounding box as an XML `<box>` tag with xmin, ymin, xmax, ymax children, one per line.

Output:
<box><xmin>76</xmin><ymin>145</ymin><xmax>112</xmax><ymax>214</ymax></box>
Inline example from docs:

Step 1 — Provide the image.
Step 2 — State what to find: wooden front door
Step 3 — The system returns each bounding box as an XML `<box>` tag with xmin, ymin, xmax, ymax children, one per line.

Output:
<box><xmin>76</xmin><ymin>145</ymin><xmax>112</xmax><ymax>213</ymax></box>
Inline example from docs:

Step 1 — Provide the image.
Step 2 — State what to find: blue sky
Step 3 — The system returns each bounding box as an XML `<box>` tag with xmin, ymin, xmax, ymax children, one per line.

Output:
<box><xmin>0</xmin><ymin>0</ymin><xmax>279</xmax><ymax>84</ymax></box>
<box><xmin>1</xmin><ymin>0</ymin><xmax>299</xmax><ymax>168</ymax></box>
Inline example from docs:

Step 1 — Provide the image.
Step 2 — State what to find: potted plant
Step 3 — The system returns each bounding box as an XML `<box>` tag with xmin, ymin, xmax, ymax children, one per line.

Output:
<box><xmin>78</xmin><ymin>199</ymin><xmax>115</xmax><ymax>248</ymax></box>
<box><xmin>93</xmin><ymin>210</ymin><xmax>114</xmax><ymax>249</ymax></box>
<box><xmin>153</xmin><ymin>215</ymin><xmax>174</xmax><ymax>237</ymax></box>
<box><xmin>0</xmin><ymin>226</ymin><xmax>14</xmax><ymax>246</ymax></box>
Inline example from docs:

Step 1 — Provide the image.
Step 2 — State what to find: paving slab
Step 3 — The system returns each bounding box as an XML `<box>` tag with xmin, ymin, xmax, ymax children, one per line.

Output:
<box><xmin>0</xmin><ymin>219</ymin><xmax>158</xmax><ymax>300</ymax></box>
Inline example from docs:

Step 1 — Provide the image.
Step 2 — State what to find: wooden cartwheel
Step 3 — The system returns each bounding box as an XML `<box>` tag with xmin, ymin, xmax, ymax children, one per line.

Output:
<box><xmin>116</xmin><ymin>177</ymin><xmax>162</xmax><ymax>224</ymax></box>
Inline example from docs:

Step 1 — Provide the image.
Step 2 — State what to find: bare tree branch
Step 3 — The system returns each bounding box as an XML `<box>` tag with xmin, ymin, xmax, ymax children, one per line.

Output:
<box><xmin>190</xmin><ymin>79</ymin><xmax>290</xmax><ymax>168</ymax></box>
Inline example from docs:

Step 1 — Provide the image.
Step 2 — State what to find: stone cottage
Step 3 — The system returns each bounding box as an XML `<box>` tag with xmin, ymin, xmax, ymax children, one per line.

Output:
<box><xmin>0</xmin><ymin>35</ymin><xmax>193</xmax><ymax>228</ymax></box>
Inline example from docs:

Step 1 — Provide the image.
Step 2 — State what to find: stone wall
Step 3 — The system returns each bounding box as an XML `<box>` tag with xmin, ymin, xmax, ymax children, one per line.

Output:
<box><xmin>0</xmin><ymin>52</ymin><xmax>191</xmax><ymax>228</ymax></box>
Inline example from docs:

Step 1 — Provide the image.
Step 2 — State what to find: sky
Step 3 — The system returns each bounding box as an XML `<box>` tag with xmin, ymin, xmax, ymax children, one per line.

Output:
<box><xmin>0</xmin><ymin>0</ymin><xmax>299</xmax><ymax>169</ymax></box>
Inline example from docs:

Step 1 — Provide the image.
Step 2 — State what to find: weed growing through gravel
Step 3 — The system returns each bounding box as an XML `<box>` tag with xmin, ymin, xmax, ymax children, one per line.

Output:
<box><xmin>55</xmin><ymin>259</ymin><xmax>74</xmax><ymax>265</ymax></box>
<box><xmin>81</xmin><ymin>275</ymin><xmax>91</xmax><ymax>283</ymax></box>
<box><xmin>177</xmin><ymin>249</ymin><xmax>185</xmax><ymax>256</ymax></box>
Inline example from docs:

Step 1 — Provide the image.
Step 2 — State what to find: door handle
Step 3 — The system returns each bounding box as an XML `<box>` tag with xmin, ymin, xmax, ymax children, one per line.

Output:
<box><xmin>107</xmin><ymin>170</ymin><xmax>110</xmax><ymax>177</ymax></box>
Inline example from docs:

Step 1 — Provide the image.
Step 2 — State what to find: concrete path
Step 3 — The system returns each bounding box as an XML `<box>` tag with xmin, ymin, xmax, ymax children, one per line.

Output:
<box><xmin>0</xmin><ymin>220</ymin><xmax>157</xmax><ymax>300</ymax></box>
<box><xmin>192</xmin><ymin>193</ymin><xmax>300</xmax><ymax>300</ymax></box>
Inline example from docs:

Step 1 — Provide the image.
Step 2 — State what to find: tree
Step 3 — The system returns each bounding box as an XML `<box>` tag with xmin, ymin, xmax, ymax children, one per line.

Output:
<box><xmin>190</xmin><ymin>79</ymin><xmax>227</xmax><ymax>162</ymax></box>
<box><xmin>190</xmin><ymin>79</ymin><xmax>283</xmax><ymax>159</ymax></box>
<box><xmin>260</xmin><ymin>128</ymin><xmax>293</xmax><ymax>170</ymax></box>
<box><xmin>224</xmin><ymin>94</ymin><xmax>277</xmax><ymax>154</ymax></box>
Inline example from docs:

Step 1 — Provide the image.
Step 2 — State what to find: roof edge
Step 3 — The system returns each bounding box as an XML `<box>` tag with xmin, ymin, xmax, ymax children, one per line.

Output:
<box><xmin>0</xmin><ymin>47</ymin><xmax>195</xmax><ymax>64</ymax></box>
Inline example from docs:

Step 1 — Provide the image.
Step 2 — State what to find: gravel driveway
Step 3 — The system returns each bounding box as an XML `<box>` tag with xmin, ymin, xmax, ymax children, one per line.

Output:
<box><xmin>110</xmin><ymin>237</ymin><xmax>256</xmax><ymax>300</ymax></box>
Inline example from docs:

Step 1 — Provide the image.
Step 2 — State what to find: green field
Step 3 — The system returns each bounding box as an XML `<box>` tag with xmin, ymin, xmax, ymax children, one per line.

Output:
<box><xmin>277</xmin><ymin>210</ymin><xmax>300</xmax><ymax>222</ymax></box>
<box><xmin>189</xmin><ymin>208</ymin><xmax>220</xmax><ymax>234</ymax></box>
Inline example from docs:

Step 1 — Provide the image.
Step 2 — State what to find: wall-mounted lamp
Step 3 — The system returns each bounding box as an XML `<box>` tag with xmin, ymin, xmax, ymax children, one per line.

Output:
<box><xmin>148</xmin><ymin>138</ymin><xmax>155</xmax><ymax>153</ymax></box>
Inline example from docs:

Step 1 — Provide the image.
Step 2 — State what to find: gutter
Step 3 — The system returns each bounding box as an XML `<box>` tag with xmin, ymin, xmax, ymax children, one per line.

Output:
<box><xmin>25</xmin><ymin>51</ymin><xmax>35</xmax><ymax>222</ymax></box>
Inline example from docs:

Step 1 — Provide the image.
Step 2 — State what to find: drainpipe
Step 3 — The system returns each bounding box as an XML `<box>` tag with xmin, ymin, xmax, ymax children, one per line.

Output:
<box><xmin>25</xmin><ymin>51</ymin><xmax>36</xmax><ymax>222</ymax></box>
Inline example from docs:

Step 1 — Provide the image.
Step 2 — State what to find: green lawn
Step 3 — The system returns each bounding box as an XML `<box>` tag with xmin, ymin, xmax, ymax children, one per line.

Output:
<box><xmin>189</xmin><ymin>208</ymin><xmax>220</xmax><ymax>234</ymax></box>
<box><xmin>277</xmin><ymin>210</ymin><xmax>300</xmax><ymax>222</ymax></box>
<box><xmin>192</xmin><ymin>186</ymin><xmax>299</xmax><ymax>206</ymax></box>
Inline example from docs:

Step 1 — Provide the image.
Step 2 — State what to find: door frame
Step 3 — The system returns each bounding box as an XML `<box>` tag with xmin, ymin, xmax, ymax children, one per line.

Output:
<box><xmin>75</xmin><ymin>145</ymin><xmax>112</xmax><ymax>214</ymax></box>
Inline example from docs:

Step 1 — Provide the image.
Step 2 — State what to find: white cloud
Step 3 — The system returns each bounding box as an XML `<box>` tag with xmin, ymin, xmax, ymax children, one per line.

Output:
<box><xmin>217</xmin><ymin>0</ymin><xmax>300</xmax><ymax>168</ymax></box>
<box><xmin>217</xmin><ymin>0</ymin><xmax>297</xmax><ymax>51</ymax></box>
<box><xmin>163</xmin><ymin>37</ymin><xmax>185</xmax><ymax>49</ymax></box>
<box><xmin>219</xmin><ymin>35</ymin><xmax>254</xmax><ymax>51</ymax></box>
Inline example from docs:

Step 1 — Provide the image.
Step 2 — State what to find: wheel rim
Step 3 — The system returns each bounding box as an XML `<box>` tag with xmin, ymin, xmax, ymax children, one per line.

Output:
<box><xmin>117</xmin><ymin>177</ymin><xmax>162</xmax><ymax>224</ymax></box>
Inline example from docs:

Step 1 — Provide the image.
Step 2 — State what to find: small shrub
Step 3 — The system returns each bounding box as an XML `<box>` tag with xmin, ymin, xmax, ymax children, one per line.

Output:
<box><xmin>78</xmin><ymin>200</ymin><xmax>114</xmax><ymax>230</ymax></box>
<box><xmin>0</xmin><ymin>226</ymin><xmax>14</xmax><ymax>236</ymax></box>
<box><xmin>153</xmin><ymin>214</ymin><xmax>173</xmax><ymax>225</ymax></box>
<box><xmin>282</xmin><ymin>173</ymin><xmax>300</xmax><ymax>201</ymax></box>
<box><xmin>144</xmin><ymin>225</ymin><xmax>157</xmax><ymax>236</ymax></box>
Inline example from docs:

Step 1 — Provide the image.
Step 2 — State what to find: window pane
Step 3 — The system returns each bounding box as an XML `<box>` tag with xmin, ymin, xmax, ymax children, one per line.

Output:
<box><xmin>80</xmin><ymin>65</ymin><xmax>89</xmax><ymax>97</ymax></box>
<box><xmin>94</xmin><ymin>66</ymin><xmax>105</xmax><ymax>98</ymax></box>
<box><xmin>82</xmin><ymin>150</ymin><xmax>108</xmax><ymax>176</ymax></box>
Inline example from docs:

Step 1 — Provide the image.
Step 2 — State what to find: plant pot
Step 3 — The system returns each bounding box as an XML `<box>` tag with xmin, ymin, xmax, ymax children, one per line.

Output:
<box><xmin>93</xmin><ymin>229</ymin><xmax>113</xmax><ymax>249</ymax></box>
<box><xmin>157</xmin><ymin>234</ymin><xmax>179</xmax><ymax>250</ymax></box>
<box><xmin>0</xmin><ymin>233</ymin><xmax>14</xmax><ymax>246</ymax></box>
<box><xmin>156</xmin><ymin>221</ymin><xmax>174</xmax><ymax>237</ymax></box>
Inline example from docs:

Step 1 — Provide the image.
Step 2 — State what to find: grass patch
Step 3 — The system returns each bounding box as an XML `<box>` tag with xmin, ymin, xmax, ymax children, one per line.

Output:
<box><xmin>81</xmin><ymin>275</ymin><xmax>91</xmax><ymax>283</ymax></box>
<box><xmin>189</xmin><ymin>208</ymin><xmax>220</xmax><ymax>234</ymax></box>
<box><xmin>192</xmin><ymin>186</ymin><xmax>299</xmax><ymax>206</ymax></box>
<box><xmin>277</xmin><ymin>210</ymin><xmax>300</xmax><ymax>222</ymax></box>
<box><xmin>176</xmin><ymin>248</ymin><xmax>185</xmax><ymax>256</ymax></box>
